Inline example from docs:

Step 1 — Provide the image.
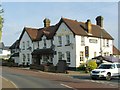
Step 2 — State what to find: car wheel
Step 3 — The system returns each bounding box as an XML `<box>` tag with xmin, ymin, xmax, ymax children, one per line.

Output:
<box><xmin>106</xmin><ymin>73</ymin><xmax>111</xmax><ymax>80</ymax></box>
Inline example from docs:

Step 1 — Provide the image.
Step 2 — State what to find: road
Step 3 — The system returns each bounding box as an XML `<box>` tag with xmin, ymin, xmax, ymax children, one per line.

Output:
<box><xmin>1</xmin><ymin>66</ymin><xmax>120</xmax><ymax>90</ymax></box>
<box><xmin>2</xmin><ymin>68</ymin><xmax>71</xmax><ymax>89</ymax></box>
<box><xmin>71</xmin><ymin>74</ymin><xmax>120</xmax><ymax>87</ymax></box>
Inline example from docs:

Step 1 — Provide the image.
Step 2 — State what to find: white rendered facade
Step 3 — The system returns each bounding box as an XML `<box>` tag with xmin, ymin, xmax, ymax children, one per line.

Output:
<box><xmin>19</xmin><ymin>31</ymin><xmax>33</xmax><ymax>65</ymax></box>
<box><xmin>18</xmin><ymin>18</ymin><xmax>113</xmax><ymax>68</ymax></box>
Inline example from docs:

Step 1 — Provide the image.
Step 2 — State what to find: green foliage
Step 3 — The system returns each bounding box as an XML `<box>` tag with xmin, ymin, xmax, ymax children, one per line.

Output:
<box><xmin>0</xmin><ymin>5</ymin><xmax>3</xmax><ymax>42</ymax></box>
<box><xmin>77</xmin><ymin>64</ymin><xmax>86</xmax><ymax>71</ymax></box>
<box><xmin>86</xmin><ymin>60</ymin><xmax>97</xmax><ymax>71</ymax></box>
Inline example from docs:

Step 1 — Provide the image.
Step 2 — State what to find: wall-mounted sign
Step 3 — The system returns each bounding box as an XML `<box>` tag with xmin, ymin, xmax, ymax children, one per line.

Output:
<box><xmin>89</xmin><ymin>39</ymin><xmax>98</xmax><ymax>43</ymax></box>
<box><xmin>85</xmin><ymin>46</ymin><xmax>89</xmax><ymax>57</ymax></box>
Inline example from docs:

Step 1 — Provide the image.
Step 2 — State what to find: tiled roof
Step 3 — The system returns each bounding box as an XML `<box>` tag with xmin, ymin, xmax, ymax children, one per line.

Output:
<box><xmin>9</xmin><ymin>40</ymin><xmax>19</xmax><ymax>49</ymax></box>
<box><xmin>19</xmin><ymin>17</ymin><xmax>113</xmax><ymax>42</ymax></box>
<box><xmin>25</xmin><ymin>27</ymin><xmax>39</xmax><ymax>41</ymax></box>
<box><xmin>21</xmin><ymin>24</ymin><xmax>58</xmax><ymax>41</ymax></box>
<box><xmin>61</xmin><ymin>18</ymin><xmax>113</xmax><ymax>39</ymax></box>
<box><xmin>113</xmin><ymin>45</ymin><xmax>120</xmax><ymax>55</ymax></box>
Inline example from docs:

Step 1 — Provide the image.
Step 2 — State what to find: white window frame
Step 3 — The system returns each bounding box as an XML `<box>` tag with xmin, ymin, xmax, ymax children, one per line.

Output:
<box><xmin>22</xmin><ymin>42</ymin><xmax>25</xmax><ymax>50</ymax></box>
<box><xmin>23</xmin><ymin>54</ymin><xmax>26</xmax><ymax>62</ymax></box>
<box><xmin>66</xmin><ymin>51</ymin><xmax>70</xmax><ymax>62</ymax></box>
<box><xmin>43</xmin><ymin>39</ymin><xmax>46</xmax><ymax>48</ymax></box>
<box><xmin>106</xmin><ymin>39</ymin><xmax>109</xmax><ymax>47</ymax></box>
<box><xmin>80</xmin><ymin>51</ymin><xmax>84</xmax><ymax>61</ymax></box>
<box><xmin>27</xmin><ymin>41</ymin><xmax>30</xmax><ymax>48</ymax></box>
<box><xmin>66</xmin><ymin>35</ymin><xmax>70</xmax><ymax>45</ymax></box>
<box><xmin>58</xmin><ymin>36</ymin><xmax>62</xmax><ymax>46</ymax></box>
<box><xmin>27</xmin><ymin>54</ymin><xmax>30</xmax><ymax>64</ymax></box>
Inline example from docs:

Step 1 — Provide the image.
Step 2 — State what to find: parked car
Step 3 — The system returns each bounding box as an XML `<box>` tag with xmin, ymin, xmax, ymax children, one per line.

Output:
<box><xmin>90</xmin><ymin>63</ymin><xmax>120</xmax><ymax>80</ymax></box>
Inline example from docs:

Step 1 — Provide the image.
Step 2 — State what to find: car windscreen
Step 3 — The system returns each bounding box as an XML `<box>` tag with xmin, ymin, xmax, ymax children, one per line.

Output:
<box><xmin>98</xmin><ymin>64</ymin><xmax>115</xmax><ymax>69</ymax></box>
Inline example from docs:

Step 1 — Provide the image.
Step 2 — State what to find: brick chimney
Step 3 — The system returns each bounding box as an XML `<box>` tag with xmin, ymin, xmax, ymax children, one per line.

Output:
<box><xmin>43</xmin><ymin>18</ymin><xmax>50</xmax><ymax>27</ymax></box>
<box><xmin>86</xmin><ymin>19</ymin><xmax>92</xmax><ymax>34</ymax></box>
<box><xmin>96</xmin><ymin>16</ymin><xmax>104</xmax><ymax>28</ymax></box>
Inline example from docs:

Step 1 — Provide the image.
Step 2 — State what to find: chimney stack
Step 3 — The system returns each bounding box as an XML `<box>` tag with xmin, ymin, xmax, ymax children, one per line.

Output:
<box><xmin>96</xmin><ymin>16</ymin><xmax>104</xmax><ymax>28</ymax></box>
<box><xmin>86</xmin><ymin>19</ymin><xmax>92</xmax><ymax>34</ymax></box>
<box><xmin>43</xmin><ymin>18</ymin><xmax>50</xmax><ymax>27</ymax></box>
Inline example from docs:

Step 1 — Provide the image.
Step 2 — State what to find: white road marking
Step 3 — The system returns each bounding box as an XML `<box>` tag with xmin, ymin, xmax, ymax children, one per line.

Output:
<box><xmin>1</xmin><ymin>76</ymin><xmax>18</xmax><ymax>89</ymax></box>
<box><xmin>10</xmin><ymin>80</ymin><xmax>18</xmax><ymax>89</ymax></box>
<box><xmin>60</xmin><ymin>83</ymin><xmax>73</xmax><ymax>88</ymax></box>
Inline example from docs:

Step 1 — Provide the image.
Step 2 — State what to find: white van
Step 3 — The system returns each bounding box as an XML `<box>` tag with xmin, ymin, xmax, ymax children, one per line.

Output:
<box><xmin>90</xmin><ymin>63</ymin><xmax>120</xmax><ymax>80</ymax></box>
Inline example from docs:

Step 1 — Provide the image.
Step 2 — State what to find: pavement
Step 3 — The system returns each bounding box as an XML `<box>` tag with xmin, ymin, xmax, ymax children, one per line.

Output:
<box><xmin>1</xmin><ymin>76</ymin><xmax>17</xmax><ymax>89</ymax></box>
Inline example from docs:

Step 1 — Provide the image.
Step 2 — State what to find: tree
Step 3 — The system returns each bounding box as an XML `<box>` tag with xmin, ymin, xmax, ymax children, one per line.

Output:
<box><xmin>86</xmin><ymin>60</ymin><xmax>97</xmax><ymax>72</ymax></box>
<box><xmin>0</xmin><ymin>4</ymin><xmax>4</xmax><ymax>42</ymax></box>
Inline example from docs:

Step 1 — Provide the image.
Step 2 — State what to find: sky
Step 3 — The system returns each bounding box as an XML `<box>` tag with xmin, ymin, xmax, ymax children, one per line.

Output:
<box><xmin>1</xmin><ymin>1</ymin><xmax>119</xmax><ymax>49</ymax></box>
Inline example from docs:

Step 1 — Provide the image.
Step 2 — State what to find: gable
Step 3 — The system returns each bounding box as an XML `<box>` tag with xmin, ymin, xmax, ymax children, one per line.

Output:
<box><xmin>55</xmin><ymin>22</ymin><xmax>73</xmax><ymax>36</ymax></box>
<box><xmin>19</xmin><ymin>27</ymin><xmax>39</xmax><ymax>42</ymax></box>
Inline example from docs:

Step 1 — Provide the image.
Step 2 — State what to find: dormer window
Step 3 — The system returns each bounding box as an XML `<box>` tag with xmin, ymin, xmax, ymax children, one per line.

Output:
<box><xmin>43</xmin><ymin>39</ymin><xmax>46</xmax><ymax>48</ymax></box>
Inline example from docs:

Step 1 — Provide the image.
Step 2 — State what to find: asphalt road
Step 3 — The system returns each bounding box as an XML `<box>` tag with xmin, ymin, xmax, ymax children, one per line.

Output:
<box><xmin>71</xmin><ymin>74</ymin><xmax>120</xmax><ymax>87</ymax></box>
<box><xmin>2</xmin><ymin>66</ymin><xmax>120</xmax><ymax>90</ymax></box>
<box><xmin>2</xmin><ymin>69</ymin><xmax>71</xmax><ymax>89</ymax></box>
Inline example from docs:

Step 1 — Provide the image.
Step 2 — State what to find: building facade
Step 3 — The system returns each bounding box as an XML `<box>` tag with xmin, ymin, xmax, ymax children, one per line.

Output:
<box><xmin>9</xmin><ymin>40</ymin><xmax>20</xmax><ymax>64</ymax></box>
<box><xmin>11</xmin><ymin>16</ymin><xmax>114</xmax><ymax>69</ymax></box>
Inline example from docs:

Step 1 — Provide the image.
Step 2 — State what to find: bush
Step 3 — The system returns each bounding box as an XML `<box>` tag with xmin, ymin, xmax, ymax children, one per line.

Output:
<box><xmin>86</xmin><ymin>60</ymin><xmax>97</xmax><ymax>72</ymax></box>
<box><xmin>77</xmin><ymin>64</ymin><xmax>86</xmax><ymax>71</ymax></box>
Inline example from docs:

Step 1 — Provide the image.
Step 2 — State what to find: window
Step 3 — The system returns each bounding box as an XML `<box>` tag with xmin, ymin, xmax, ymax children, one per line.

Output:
<box><xmin>27</xmin><ymin>41</ymin><xmax>30</xmax><ymax>48</ymax></box>
<box><xmin>80</xmin><ymin>51</ymin><xmax>84</xmax><ymax>61</ymax></box>
<box><xmin>27</xmin><ymin>54</ymin><xmax>30</xmax><ymax>64</ymax></box>
<box><xmin>66</xmin><ymin>51</ymin><xmax>70</xmax><ymax>62</ymax></box>
<box><xmin>43</xmin><ymin>39</ymin><xmax>46</xmax><ymax>48</ymax></box>
<box><xmin>23</xmin><ymin>42</ymin><xmax>25</xmax><ymax>50</ymax></box>
<box><xmin>81</xmin><ymin>36</ymin><xmax>85</xmax><ymax>46</ymax></box>
<box><xmin>106</xmin><ymin>40</ymin><xmax>109</xmax><ymax>47</ymax></box>
<box><xmin>66</xmin><ymin>35</ymin><xmax>70</xmax><ymax>45</ymax></box>
<box><xmin>23</xmin><ymin>54</ymin><xmax>26</xmax><ymax>62</ymax></box>
<box><xmin>37</xmin><ymin>42</ymin><xmax>39</xmax><ymax>49</ymax></box>
<box><xmin>58</xmin><ymin>36</ymin><xmax>62</xmax><ymax>46</ymax></box>
<box><xmin>58</xmin><ymin>52</ymin><xmax>62</xmax><ymax>60</ymax></box>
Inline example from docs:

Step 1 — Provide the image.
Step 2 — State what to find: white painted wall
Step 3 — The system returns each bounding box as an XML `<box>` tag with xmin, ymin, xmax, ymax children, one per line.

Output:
<box><xmin>75</xmin><ymin>35</ymin><xmax>113</xmax><ymax>67</ymax></box>
<box><xmin>53</xmin><ymin>22</ymin><xmax>76</xmax><ymax>67</ymax></box>
<box><xmin>19</xmin><ymin>31</ymin><xmax>33</xmax><ymax>65</ymax></box>
<box><xmin>18</xmin><ymin>22</ymin><xmax>113</xmax><ymax>68</ymax></box>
